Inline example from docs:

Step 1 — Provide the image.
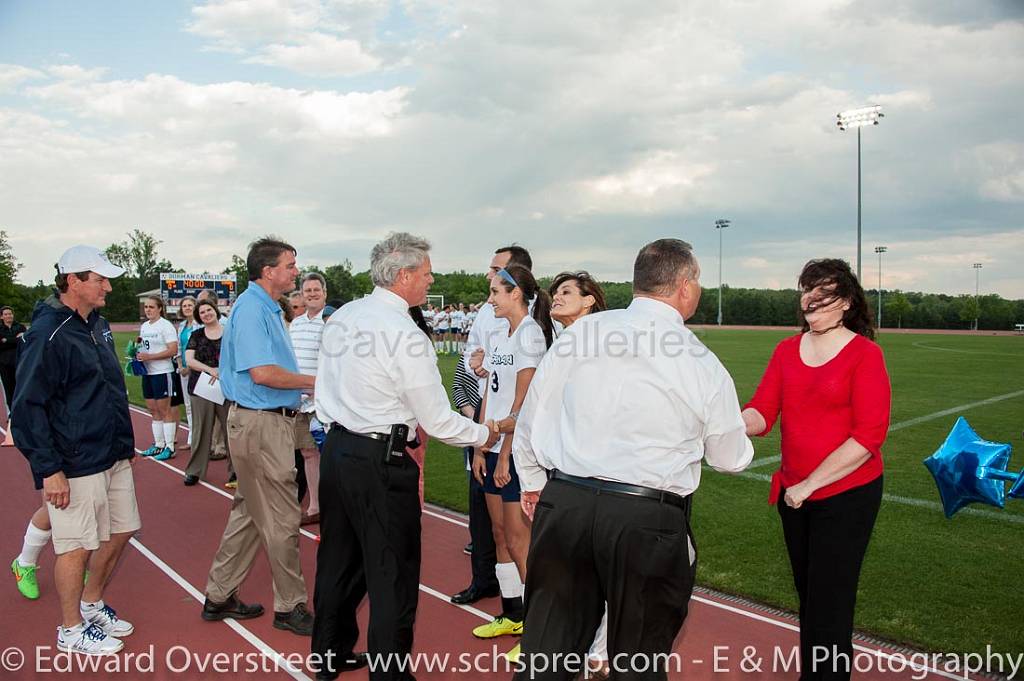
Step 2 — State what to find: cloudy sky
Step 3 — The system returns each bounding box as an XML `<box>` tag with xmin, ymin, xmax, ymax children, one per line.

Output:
<box><xmin>1</xmin><ymin>0</ymin><xmax>1022</xmax><ymax>297</ymax></box>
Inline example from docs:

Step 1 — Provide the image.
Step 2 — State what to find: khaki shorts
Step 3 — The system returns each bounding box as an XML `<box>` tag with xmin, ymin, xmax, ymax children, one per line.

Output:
<box><xmin>293</xmin><ymin>412</ymin><xmax>317</xmax><ymax>451</ymax></box>
<box><xmin>47</xmin><ymin>459</ymin><xmax>142</xmax><ymax>554</ymax></box>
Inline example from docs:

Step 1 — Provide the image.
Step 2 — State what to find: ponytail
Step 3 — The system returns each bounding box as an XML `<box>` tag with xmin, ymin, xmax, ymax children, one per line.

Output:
<box><xmin>531</xmin><ymin>290</ymin><xmax>554</xmax><ymax>348</ymax></box>
<box><xmin>499</xmin><ymin>264</ymin><xmax>554</xmax><ymax>348</ymax></box>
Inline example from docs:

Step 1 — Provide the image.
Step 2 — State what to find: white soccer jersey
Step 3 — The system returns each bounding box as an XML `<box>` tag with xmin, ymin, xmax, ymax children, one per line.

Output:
<box><xmin>436</xmin><ymin>311</ymin><xmax>451</xmax><ymax>330</ymax></box>
<box><xmin>482</xmin><ymin>315</ymin><xmax>547</xmax><ymax>452</ymax></box>
<box><xmin>139</xmin><ymin>317</ymin><xmax>178</xmax><ymax>375</ymax></box>
<box><xmin>451</xmin><ymin>310</ymin><xmax>467</xmax><ymax>332</ymax></box>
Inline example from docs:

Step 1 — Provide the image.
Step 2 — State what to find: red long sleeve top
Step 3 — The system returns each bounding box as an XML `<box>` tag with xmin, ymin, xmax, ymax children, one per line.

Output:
<box><xmin>744</xmin><ymin>333</ymin><xmax>891</xmax><ymax>504</ymax></box>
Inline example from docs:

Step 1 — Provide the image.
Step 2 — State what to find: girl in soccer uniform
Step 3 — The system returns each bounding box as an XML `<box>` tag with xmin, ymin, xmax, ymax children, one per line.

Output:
<box><xmin>176</xmin><ymin>296</ymin><xmax>201</xmax><ymax>448</ymax></box>
<box><xmin>471</xmin><ymin>264</ymin><xmax>554</xmax><ymax>648</ymax></box>
<box><xmin>138</xmin><ymin>295</ymin><xmax>179</xmax><ymax>460</ymax></box>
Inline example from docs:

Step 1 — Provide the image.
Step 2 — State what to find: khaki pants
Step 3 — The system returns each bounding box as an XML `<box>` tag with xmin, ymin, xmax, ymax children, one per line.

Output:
<box><xmin>205</xmin><ymin>405</ymin><xmax>306</xmax><ymax>612</ymax></box>
<box><xmin>185</xmin><ymin>394</ymin><xmax>231</xmax><ymax>480</ymax></box>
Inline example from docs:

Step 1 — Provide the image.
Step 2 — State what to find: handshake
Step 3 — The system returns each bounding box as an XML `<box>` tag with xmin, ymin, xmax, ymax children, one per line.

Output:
<box><xmin>482</xmin><ymin>418</ymin><xmax>501</xmax><ymax>450</ymax></box>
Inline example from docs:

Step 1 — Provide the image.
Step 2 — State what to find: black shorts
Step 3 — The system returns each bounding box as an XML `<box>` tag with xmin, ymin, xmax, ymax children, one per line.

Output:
<box><xmin>142</xmin><ymin>373</ymin><xmax>174</xmax><ymax>400</ymax></box>
<box><xmin>482</xmin><ymin>450</ymin><xmax>521</xmax><ymax>502</ymax></box>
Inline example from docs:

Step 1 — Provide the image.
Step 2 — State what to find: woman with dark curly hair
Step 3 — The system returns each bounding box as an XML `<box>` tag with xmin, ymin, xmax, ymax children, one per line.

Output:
<box><xmin>548</xmin><ymin>271</ymin><xmax>606</xmax><ymax>325</ymax></box>
<box><xmin>741</xmin><ymin>258</ymin><xmax>891</xmax><ymax>681</ymax></box>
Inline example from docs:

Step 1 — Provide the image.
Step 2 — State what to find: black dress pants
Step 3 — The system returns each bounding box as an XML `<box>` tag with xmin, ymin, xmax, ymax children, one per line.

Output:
<box><xmin>778</xmin><ymin>476</ymin><xmax>883</xmax><ymax>681</ymax></box>
<box><xmin>516</xmin><ymin>479</ymin><xmax>697</xmax><ymax>681</ymax></box>
<box><xmin>466</xmin><ymin>446</ymin><xmax>498</xmax><ymax>590</ymax></box>
<box><xmin>295</xmin><ymin>449</ymin><xmax>307</xmax><ymax>504</ymax></box>
<box><xmin>312</xmin><ymin>430</ymin><xmax>421</xmax><ymax>681</ymax></box>
<box><xmin>0</xmin><ymin>362</ymin><xmax>15</xmax><ymax>412</ymax></box>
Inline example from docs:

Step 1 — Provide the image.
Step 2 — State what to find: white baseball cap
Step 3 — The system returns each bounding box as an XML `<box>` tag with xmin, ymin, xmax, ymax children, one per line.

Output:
<box><xmin>56</xmin><ymin>245</ymin><xmax>126</xmax><ymax>278</ymax></box>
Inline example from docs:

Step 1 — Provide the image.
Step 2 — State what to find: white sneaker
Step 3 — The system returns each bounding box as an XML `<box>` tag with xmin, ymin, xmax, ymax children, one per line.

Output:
<box><xmin>57</xmin><ymin>622</ymin><xmax>124</xmax><ymax>655</ymax></box>
<box><xmin>82</xmin><ymin>603</ymin><xmax>134</xmax><ymax>637</ymax></box>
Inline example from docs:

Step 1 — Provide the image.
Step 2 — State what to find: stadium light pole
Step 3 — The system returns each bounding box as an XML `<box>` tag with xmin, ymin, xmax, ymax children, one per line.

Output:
<box><xmin>875</xmin><ymin>246</ymin><xmax>887</xmax><ymax>327</ymax></box>
<box><xmin>715</xmin><ymin>219</ymin><xmax>730</xmax><ymax>325</ymax></box>
<box><xmin>837</xmin><ymin>105</ymin><xmax>884</xmax><ymax>281</ymax></box>
<box><xmin>973</xmin><ymin>263</ymin><xmax>983</xmax><ymax>330</ymax></box>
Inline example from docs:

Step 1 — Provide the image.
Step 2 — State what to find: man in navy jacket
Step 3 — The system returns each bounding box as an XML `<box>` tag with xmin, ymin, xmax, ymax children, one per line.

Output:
<box><xmin>13</xmin><ymin>245</ymin><xmax>139</xmax><ymax>657</ymax></box>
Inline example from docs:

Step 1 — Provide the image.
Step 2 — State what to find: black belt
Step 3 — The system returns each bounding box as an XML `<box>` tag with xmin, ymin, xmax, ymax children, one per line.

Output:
<box><xmin>329</xmin><ymin>424</ymin><xmax>421</xmax><ymax>453</ymax></box>
<box><xmin>550</xmin><ymin>470</ymin><xmax>691</xmax><ymax>513</ymax></box>
<box><xmin>231</xmin><ymin>403</ymin><xmax>298</xmax><ymax>418</ymax></box>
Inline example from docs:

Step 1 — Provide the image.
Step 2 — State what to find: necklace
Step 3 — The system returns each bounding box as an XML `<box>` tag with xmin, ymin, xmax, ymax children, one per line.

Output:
<box><xmin>808</xmin><ymin>321</ymin><xmax>844</xmax><ymax>336</ymax></box>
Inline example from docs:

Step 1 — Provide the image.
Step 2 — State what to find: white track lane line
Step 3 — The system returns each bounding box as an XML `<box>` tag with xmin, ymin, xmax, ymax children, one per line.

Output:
<box><xmin>134</xmin><ymin>440</ymin><xmax>493</xmax><ymax>622</ymax></box>
<box><xmin>1</xmin><ymin>417</ymin><xmax>310</xmax><ymax>679</ymax></box>
<box><xmin>129</xmin><ymin>537</ymin><xmax>311</xmax><ymax>681</ymax></box>
<box><xmin>124</xmin><ymin>408</ymin><xmax>972</xmax><ymax>678</ymax></box>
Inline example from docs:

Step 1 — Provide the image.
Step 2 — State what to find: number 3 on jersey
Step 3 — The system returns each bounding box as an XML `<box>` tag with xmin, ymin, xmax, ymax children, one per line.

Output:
<box><xmin>491</xmin><ymin>371</ymin><xmax>499</xmax><ymax>393</ymax></box>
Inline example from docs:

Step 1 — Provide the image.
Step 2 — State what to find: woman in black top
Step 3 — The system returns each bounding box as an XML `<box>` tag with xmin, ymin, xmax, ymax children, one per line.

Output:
<box><xmin>0</xmin><ymin>306</ymin><xmax>27</xmax><ymax>411</ymax></box>
<box><xmin>182</xmin><ymin>300</ymin><xmax>228</xmax><ymax>486</ymax></box>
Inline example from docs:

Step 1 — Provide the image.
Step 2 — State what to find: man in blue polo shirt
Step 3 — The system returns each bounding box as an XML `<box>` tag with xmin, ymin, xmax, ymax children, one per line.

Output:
<box><xmin>201</xmin><ymin>236</ymin><xmax>316</xmax><ymax>636</ymax></box>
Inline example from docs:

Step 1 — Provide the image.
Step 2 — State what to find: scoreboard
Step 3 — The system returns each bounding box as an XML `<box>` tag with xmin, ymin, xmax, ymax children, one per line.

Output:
<box><xmin>159</xmin><ymin>273</ymin><xmax>237</xmax><ymax>308</ymax></box>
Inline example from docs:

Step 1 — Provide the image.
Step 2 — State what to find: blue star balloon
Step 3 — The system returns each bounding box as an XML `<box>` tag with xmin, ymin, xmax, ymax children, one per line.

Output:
<box><xmin>923</xmin><ymin>417</ymin><xmax>1018</xmax><ymax>518</ymax></box>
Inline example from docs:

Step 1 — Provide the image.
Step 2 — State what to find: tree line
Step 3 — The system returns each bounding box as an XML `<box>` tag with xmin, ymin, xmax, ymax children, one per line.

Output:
<box><xmin>1</xmin><ymin>230</ymin><xmax>1021</xmax><ymax>331</ymax></box>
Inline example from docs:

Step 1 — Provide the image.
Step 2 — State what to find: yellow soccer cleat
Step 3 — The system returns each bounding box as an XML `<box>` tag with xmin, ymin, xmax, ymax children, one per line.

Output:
<box><xmin>505</xmin><ymin>643</ymin><xmax>521</xmax><ymax>663</ymax></box>
<box><xmin>472</xmin><ymin>616</ymin><xmax>523</xmax><ymax>639</ymax></box>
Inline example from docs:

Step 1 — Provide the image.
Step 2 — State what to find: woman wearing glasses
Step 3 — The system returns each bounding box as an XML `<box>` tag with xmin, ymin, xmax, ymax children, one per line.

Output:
<box><xmin>470</xmin><ymin>265</ymin><xmax>554</xmax><ymax>653</ymax></box>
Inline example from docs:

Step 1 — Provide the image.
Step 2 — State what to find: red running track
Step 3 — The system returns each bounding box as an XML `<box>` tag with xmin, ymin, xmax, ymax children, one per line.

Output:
<box><xmin>0</xmin><ymin>406</ymin><xmax>966</xmax><ymax>680</ymax></box>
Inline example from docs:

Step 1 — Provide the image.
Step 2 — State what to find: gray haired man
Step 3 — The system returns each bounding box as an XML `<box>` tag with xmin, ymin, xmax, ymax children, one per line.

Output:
<box><xmin>312</xmin><ymin>232</ymin><xmax>500</xmax><ymax>680</ymax></box>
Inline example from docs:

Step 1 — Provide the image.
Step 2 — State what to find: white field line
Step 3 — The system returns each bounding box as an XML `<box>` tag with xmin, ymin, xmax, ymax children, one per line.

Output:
<box><xmin>911</xmin><ymin>341</ymin><xmax>1021</xmax><ymax>358</ymax></box>
<box><xmin>729</xmin><ymin>468</ymin><xmax>1024</xmax><ymax>526</ymax></box>
<box><xmin>887</xmin><ymin>390</ymin><xmax>1024</xmax><ymax>433</ymax></box>
<box><xmin>129</xmin><ymin>537</ymin><xmax>311</xmax><ymax>681</ymax></box>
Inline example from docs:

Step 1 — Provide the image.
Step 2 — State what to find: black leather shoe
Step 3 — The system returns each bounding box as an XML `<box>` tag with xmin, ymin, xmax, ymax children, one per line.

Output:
<box><xmin>184</xmin><ymin>475</ymin><xmax>199</xmax><ymax>486</ymax></box>
<box><xmin>202</xmin><ymin>593</ymin><xmax>264</xmax><ymax>621</ymax></box>
<box><xmin>274</xmin><ymin>603</ymin><xmax>314</xmax><ymax>636</ymax></box>
<box><xmin>450</xmin><ymin>583</ymin><xmax>499</xmax><ymax>605</ymax></box>
<box><xmin>316</xmin><ymin>653</ymin><xmax>369</xmax><ymax>679</ymax></box>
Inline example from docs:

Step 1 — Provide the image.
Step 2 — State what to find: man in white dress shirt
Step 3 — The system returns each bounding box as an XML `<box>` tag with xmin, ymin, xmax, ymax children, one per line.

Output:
<box><xmin>512</xmin><ymin>238</ymin><xmax>754</xmax><ymax>680</ymax></box>
<box><xmin>312</xmin><ymin>232</ymin><xmax>500</xmax><ymax>681</ymax></box>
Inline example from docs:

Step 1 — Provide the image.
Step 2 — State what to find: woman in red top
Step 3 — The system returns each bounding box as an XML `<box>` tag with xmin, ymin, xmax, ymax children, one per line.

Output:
<box><xmin>743</xmin><ymin>259</ymin><xmax>890</xmax><ymax>681</ymax></box>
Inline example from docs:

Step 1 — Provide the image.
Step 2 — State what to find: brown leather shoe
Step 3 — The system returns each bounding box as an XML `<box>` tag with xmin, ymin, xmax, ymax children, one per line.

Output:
<box><xmin>202</xmin><ymin>593</ymin><xmax>264</xmax><ymax>621</ymax></box>
<box><xmin>300</xmin><ymin>512</ymin><xmax>320</xmax><ymax>526</ymax></box>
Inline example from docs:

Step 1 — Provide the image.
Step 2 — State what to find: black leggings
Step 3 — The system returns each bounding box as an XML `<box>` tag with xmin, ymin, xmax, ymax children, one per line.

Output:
<box><xmin>778</xmin><ymin>476</ymin><xmax>883</xmax><ymax>681</ymax></box>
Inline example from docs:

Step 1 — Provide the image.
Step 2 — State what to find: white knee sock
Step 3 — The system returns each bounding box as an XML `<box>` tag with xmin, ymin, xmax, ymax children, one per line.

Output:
<box><xmin>17</xmin><ymin>521</ymin><xmax>51</xmax><ymax>566</ymax></box>
<box><xmin>495</xmin><ymin>561</ymin><xmax>523</xmax><ymax>599</ymax></box>
<box><xmin>163</xmin><ymin>422</ymin><xmax>177</xmax><ymax>448</ymax></box>
<box><xmin>151</xmin><ymin>421</ymin><xmax>165</xmax><ymax>448</ymax></box>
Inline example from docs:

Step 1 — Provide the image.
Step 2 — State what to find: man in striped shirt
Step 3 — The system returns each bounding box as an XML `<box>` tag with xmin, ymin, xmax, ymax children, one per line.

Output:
<box><xmin>289</xmin><ymin>272</ymin><xmax>333</xmax><ymax>526</ymax></box>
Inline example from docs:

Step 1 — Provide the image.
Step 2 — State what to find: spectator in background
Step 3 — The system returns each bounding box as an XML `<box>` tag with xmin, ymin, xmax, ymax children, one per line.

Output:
<box><xmin>196</xmin><ymin>291</ymin><xmax>229</xmax><ymax>463</ymax></box>
<box><xmin>137</xmin><ymin>296</ymin><xmax>179</xmax><ymax>461</ymax></box>
<box><xmin>0</xmin><ymin>305</ymin><xmax>27</xmax><ymax>410</ymax></box>
<box><xmin>288</xmin><ymin>291</ymin><xmax>305</xmax><ymax>320</ymax></box>
<box><xmin>176</xmin><ymin>296</ymin><xmax>200</xmax><ymax>449</ymax></box>
<box><xmin>289</xmin><ymin>272</ymin><xmax>331</xmax><ymax>526</ymax></box>
<box><xmin>183</xmin><ymin>299</ymin><xmax>229</xmax><ymax>487</ymax></box>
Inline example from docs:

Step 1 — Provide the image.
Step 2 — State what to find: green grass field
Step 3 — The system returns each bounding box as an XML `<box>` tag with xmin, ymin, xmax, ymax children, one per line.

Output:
<box><xmin>114</xmin><ymin>330</ymin><xmax>1024</xmax><ymax>657</ymax></box>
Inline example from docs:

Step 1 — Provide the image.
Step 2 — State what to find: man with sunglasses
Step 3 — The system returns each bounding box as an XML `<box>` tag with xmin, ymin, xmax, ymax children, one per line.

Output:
<box><xmin>13</xmin><ymin>245</ymin><xmax>139</xmax><ymax>656</ymax></box>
